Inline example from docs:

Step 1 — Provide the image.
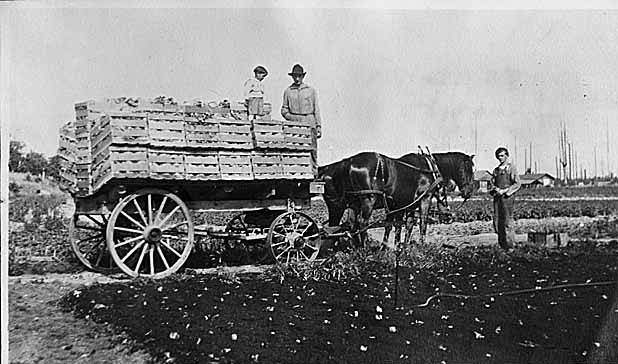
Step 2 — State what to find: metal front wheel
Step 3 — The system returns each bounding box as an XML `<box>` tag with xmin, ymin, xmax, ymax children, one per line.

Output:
<box><xmin>106</xmin><ymin>189</ymin><xmax>194</xmax><ymax>278</ymax></box>
<box><xmin>70</xmin><ymin>213</ymin><xmax>116</xmax><ymax>272</ymax></box>
<box><xmin>267</xmin><ymin>211</ymin><xmax>321</xmax><ymax>264</ymax></box>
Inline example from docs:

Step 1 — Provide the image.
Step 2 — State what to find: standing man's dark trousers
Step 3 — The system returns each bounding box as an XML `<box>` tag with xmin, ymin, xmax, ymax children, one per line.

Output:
<box><xmin>493</xmin><ymin>195</ymin><xmax>515</xmax><ymax>249</ymax></box>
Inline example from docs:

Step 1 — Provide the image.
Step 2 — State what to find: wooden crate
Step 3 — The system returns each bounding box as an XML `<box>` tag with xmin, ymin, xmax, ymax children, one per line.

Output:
<box><xmin>148</xmin><ymin>149</ymin><xmax>185</xmax><ymax>180</ymax></box>
<box><xmin>75</xmin><ymin>118</ymin><xmax>95</xmax><ymax>164</ymax></box>
<box><xmin>185</xmin><ymin>151</ymin><xmax>220</xmax><ymax>180</ymax></box>
<box><xmin>218</xmin><ymin>119</ymin><xmax>253</xmax><ymax>149</ymax></box>
<box><xmin>91</xmin><ymin>146</ymin><xmax>149</xmax><ymax>191</ymax></box>
<box><xmin>76</xmin><ymin>163</ymin><xmax>92</xmax><ymax>196</ymax></box>
<box><xmin>219</xmin><ymin>151</ymin><xmax>253</xmax><ymax>180</ymax></box>
<box><xmin>252</xmin><ymin>119</ymin><xmax>285</xmax><ymax>149</ymax></box>
<box><xmin>58</xmin><ymin>122</ymin><xmax>77</xmax><ymax>162</ymax></box>
<box><xmin>184</xmin><ymin>118</ymin><xmax>220</xmax><ymax>148</ymax></box>
<box><xmin>281</xmin><ymin>152</ymin><xmax>314</xmax><ymax>179</ymax></box>
<box><xmin>283</xmin><ymin>121</ymin><xmax>314</xmax><ymax>150</ymax></box>
<box><xmin>251</xmin><ymin>151</ymin><xmax>283</xmax><ymax>179</ymax></box>
<box><xmin>91</xmin><ymin>113</ymin><xmax>149</xmax><ymax>148</ymax></box>
<box><xmin>148</xmin><ymin>114</ymin><xmax>186</xmax><ymax>147</ymax></box>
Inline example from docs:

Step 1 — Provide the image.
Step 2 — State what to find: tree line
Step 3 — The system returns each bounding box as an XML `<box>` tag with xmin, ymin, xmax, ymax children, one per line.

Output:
<box><xmin>9</xmin><ymin>140</ymin><xmax>64</xmax><ymax>179</ymax></box>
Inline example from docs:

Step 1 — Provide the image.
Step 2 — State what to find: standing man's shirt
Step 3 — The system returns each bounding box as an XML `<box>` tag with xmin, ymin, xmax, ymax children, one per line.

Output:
<box><xmin>281</xmin><ymin>83</ymin><xmax>321</xmax><ymax>127</ymax></box>
<box><xmin>491</xmin><ymin>162</ymin><xmax>521</xmax><ymax>197</ymax></box>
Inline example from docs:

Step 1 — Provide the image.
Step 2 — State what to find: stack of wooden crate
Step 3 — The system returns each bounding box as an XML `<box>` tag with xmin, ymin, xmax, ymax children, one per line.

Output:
<box><xmin>62</xmin><ymin>97</ymin><xmax>316</xmax><ymax>196</ymax></box>
<box><xmin>57</xmin><ymin>121</ymin><xmax>77</xmax><ymax>188</ymax></box>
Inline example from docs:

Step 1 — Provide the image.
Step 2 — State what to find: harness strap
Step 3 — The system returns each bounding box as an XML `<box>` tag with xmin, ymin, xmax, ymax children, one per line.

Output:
<box><xmin>385</xmin><ymin>177</ymin><xmax>443</xmax><ymax>217</ymax></box>
<box><xmin>345</xmin><ymin>189</ymin><xmax>384</xmax><ymax>196</ymax></box>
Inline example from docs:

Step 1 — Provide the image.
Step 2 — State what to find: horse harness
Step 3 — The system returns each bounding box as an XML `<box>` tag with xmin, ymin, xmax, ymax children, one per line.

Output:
<box><xmin>343</xmin><ymin>150</ymin><xmax>445</xmax><ymax>217</ymax></box>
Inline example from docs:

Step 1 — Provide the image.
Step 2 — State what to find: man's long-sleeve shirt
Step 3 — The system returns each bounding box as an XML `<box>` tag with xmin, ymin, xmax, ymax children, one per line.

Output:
<box><xmin>281</xmin><ymin>83</ymin><xmax>321</xmax><ymax>126</ymax></box>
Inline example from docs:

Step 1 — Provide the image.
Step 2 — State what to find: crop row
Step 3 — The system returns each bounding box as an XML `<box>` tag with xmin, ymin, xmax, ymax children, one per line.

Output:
<box><xmin>451</xmin><ymin>198</ymin><xmax>618</xmax><ymax>223</ymax></box>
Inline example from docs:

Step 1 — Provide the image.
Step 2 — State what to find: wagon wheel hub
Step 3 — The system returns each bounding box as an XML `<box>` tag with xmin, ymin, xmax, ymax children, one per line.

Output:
<box><xmin>291</xmin><ymin>234</ymin><xmax>306</xmax><ymax>249</ymax></box>
<box><xmin>144</xmin><ymin>226</ymin><xmax>163</xmax><ymax>243</ymax></box>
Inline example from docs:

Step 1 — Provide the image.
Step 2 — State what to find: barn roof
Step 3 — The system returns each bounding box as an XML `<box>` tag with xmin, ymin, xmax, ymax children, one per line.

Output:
<box><xmin>519</xmin><ymin>173</ymin><xmax>555</xmax><ymax>182</ymax></box>
<box><xmin>474</xmin><ymin>170</ymin><xmax>492</xmax><ymax>181</ymax></box>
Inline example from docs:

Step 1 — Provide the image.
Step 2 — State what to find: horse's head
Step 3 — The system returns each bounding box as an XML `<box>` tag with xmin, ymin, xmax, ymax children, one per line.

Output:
<box><xmin>435</xmin><ymin>152</ymin><xmax>476</xmax><ymax>199</ymax></box>
<box><xmin>456</xmin><ymin>154</ymin><xmax>476</xmax><ymax>199</ymax></box>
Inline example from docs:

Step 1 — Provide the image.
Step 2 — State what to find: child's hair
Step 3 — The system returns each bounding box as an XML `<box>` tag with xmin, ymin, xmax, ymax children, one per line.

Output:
<box><xmin>495</xmin><ymin>147</ymin><xmax>509</xmax><ymax>158</ymax></box>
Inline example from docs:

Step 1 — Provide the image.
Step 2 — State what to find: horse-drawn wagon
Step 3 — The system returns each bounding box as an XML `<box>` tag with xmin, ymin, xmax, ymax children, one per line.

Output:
<box><xmin>58</xmin><ymin>97</ymin><xmax>325</xmax><ymax>278</ymax></box>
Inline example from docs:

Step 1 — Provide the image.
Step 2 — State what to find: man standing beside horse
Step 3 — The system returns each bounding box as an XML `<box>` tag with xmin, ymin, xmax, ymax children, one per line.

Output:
<box><xmin>490</xmin><ymin>147</ymin><xmax>521</xmax><ymax>250</ymax></box>
<box><xmin>281</xmin><ymin>64</ymin><xmax>322</xmax><ymax>173</ymax></box>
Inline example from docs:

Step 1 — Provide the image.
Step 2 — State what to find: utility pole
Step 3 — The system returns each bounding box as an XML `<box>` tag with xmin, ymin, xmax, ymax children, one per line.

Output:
<box><xmin>606</xmin><ymin>117</ymin><xmax>610</xmax><ymax>178</ymax></box>
<box><xmin>529</xmin><ymin>142</ymin><xmax>533</xmax><ymax>174</ymax></box>
<box><xmin>558</xmin><ymin>121</ymin><xmax>568</xmax><ymax>184</ymax></box>
<box><xmin>568</xmin><ymin>142</ymin><xmax>572</xmax><ymax>181</ymax></box>
<box><xmin>555</xmin><ymin>156</ymin><xmax>560</xmax><ymax>180</ymax></box>
<box><xmin>594</xmin><ymin>145</ymin><xmax>597</xmax><ymax>178</ymax></box>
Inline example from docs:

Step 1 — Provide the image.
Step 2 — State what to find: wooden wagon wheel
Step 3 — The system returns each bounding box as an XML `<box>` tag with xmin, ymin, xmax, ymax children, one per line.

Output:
<box><xmin>106</xmin><ymin>188</ymin><xmax>194</xmax><ymax>278</ymax></box>
<box><xmin>70</xmin><ymin>213</ymin><xmax>117</xmax><ymax>272</ymax></box>
<box><xmin>267</xmin><ymin>211</ymin><xmax>321</xmax><ymax>264</ymax></box>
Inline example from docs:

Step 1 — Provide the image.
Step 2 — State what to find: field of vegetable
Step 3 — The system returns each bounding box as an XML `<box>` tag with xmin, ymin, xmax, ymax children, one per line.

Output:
<box><xmin>7</xmin><ymin>177</ymin><xmax>618</xmax><ymax>364</ymax></box>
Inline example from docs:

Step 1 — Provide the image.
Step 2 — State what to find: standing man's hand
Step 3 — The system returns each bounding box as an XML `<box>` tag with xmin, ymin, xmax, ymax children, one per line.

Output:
<box><xmin>316</xmin><ymin>125</ymin><xmax>322</xmax><ymax>138</ymax></box>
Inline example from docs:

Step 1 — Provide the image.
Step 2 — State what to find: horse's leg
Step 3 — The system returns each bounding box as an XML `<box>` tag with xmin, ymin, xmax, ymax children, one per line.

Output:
<box><xmin>419</xmin><ymin>198</ymin><xmax>431</xmax><ymax>244</ymax></box>
<box><xmin>383</xmin><ymin>216</ymin><xmax>392</xmax><ymax>246</ymax></box>
<box><xmin>358</xmin><ymin>195</ymin><xmax>376</xmax><ymax>249</ymax></box>
<box><xmin>403</xmin><ymin>210</ymin><xmax>415</xmax><ymax>248</ymax></box>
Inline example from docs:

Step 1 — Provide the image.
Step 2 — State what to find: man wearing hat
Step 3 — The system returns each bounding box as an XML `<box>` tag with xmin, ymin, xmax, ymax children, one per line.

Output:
<box><xmin>244</xmin><ymin>65</ymin><xmax>268</xmax><ymax>118</ymax></box>
<box><xmin>281</xmin><ymin>64</ymin><xmax>322</xmax><ymax>171</ymax></box>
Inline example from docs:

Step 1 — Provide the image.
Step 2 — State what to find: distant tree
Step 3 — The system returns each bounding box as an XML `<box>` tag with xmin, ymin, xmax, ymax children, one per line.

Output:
<box><xmin>46</xmin><ymin>154</ymin><xmax>64</xmax><ymax>180</ymax></box>
<box><xmin>19</xmin><ymin>151</ymin><xmax>48</xmax><ymax>176</ymax></box>
<box><xmin>9</xmin><ymin>140</ymin><xmax>25</xmax><ymax>171</ymax></box>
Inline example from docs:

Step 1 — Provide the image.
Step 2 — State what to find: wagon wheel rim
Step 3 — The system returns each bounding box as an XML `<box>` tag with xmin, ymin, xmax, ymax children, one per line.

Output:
<box><xmin>267</xmin><ymin>211</ymin><xmax>321</xmax><ymax>264</ymax></box>
<box><xmin>106</xmin><ymin>188</ymin><xmax>194</xmax><ymax>278</ymax></box>
<box><xmin>70</xmin><ymin>213</ymin><xmax>117</xmax><ymax>272</ymax></box>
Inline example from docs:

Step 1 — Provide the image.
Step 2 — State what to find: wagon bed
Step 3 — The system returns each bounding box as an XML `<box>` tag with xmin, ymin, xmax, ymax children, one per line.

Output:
<box><xmin>60</xmin><ymin>97</ymin><xmax>323</xmax><ymax>278</ymax></box>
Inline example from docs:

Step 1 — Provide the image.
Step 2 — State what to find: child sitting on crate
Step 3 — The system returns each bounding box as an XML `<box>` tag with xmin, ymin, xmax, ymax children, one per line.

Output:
<box><xmin>244</xmin><ymin>65</ymin><xmax>268</xmax><ymax>118</ymax></box>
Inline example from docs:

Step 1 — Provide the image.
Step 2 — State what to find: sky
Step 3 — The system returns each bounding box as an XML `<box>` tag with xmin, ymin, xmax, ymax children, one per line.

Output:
<box><xmin>2</xmin><ymin>2</ymin><xmax>618</xmax><ymax>175</ymax></box>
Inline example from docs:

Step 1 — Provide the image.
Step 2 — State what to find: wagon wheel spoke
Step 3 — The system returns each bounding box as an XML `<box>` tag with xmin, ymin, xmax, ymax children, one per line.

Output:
<box><xmin>300</xmin><ymin>250</ymin><xmax>310</xmax><ymax>260</ymax></box>
<box><xmin>114</xmin><ymin>236</ymin><xmax>145</xmax><ymax>249</ymax></box>
<box><xmin>147</xmin><ymin>194</ymin><xmax>153</xmax><ymax>225</ymax></box>
<box><xmin>271</xmin><ymin>240</ymin><xmax>287</xmax><ymax>248</ymax></box>
<box><xmin>84</xmin><ymin>214</ymin><xmax>106</xmax><ymax>228</ymax></box>
<box><xmin>133</xmin><ymin>198</ymin><xmax>148</xmax><ymax>227</ymax></box>
<box><xmin>157</xmin><ymin>245</ymin><xmax>170</xmax><ymax>269</ymax></box>
<box><xmin>155</xmin><ymin>196</ymin><xmax>168</xmax><ymax>224</ymax></box>
<box><xmin>149</xmin><ymin>246</ymin><xmax>155</xmax><ymax>276</ymax></box>
<box><xmin>71</xmin><ymin>214</ymin><xmax>117</xmax><ymax>273</ymax></box>
<box><xmin>161</xmin><ymin>238</ymin><xmax>183</xmax><ymax>258</ymax></box>
<box><xmin>120</xmin><ymin>211</ymin><xmax>145</xmax><ymax>230</ymax></box>
<box><xmin>133</xmin><ymin>243</ymin><xmax>149</xmax><ymax>274</ymax></box>
<box><xmin>158</xmin><ymin>206</ymin><xmax>182</xmax><ymax>228</ymax></box>
<box><xmin>161</xmin><ymin>220</ymin><xmax>188</xmax><ymax>232</ymax></box>
<box><xmin>114</xmin><ymin>226</ymin><xmax>144</xmax><ymax>235</ymax></box>
<box><xmin>94</xmin><ymin>247</ymin><xmax>105</xmax><ymax>267</ymax></box>
<box><xmin>121</xmin><ymin>240</ymin><xmax>146</xmax><ymax>263</ymax></box>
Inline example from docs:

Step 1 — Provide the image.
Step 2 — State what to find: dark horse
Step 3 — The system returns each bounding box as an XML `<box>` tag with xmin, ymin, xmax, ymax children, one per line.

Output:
<box><xmin>318</xmin><ymin>151</ymin><xmax>475</xmax><ymax>247</ymax></box>
<box><xmin>383</xmin><ymin>152</ymin><xmax>476</xmax><ymax>246</ymax></box>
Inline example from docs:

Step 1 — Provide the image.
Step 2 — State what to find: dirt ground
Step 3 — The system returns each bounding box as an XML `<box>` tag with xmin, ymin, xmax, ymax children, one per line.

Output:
<box><xmin>8</xmin><ymin>273</ymin><xmax>151</xmax><ymax>364</ymax></box>
<box><xmin>8</xmin><ymin>216</ymin><xmax>618</xmax><ymax>364</ymax></box>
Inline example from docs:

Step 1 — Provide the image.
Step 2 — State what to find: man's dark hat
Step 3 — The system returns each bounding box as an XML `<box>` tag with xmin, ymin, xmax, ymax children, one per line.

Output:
<box><xmin>253</xmin><ymin>65</ymin><xmax>268</xmax><ymax>75</ymax></box>
<box><xmin>288</xmin><ymin>64</ymin><xmax>306</xmax><ymax>76</ymax></box>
